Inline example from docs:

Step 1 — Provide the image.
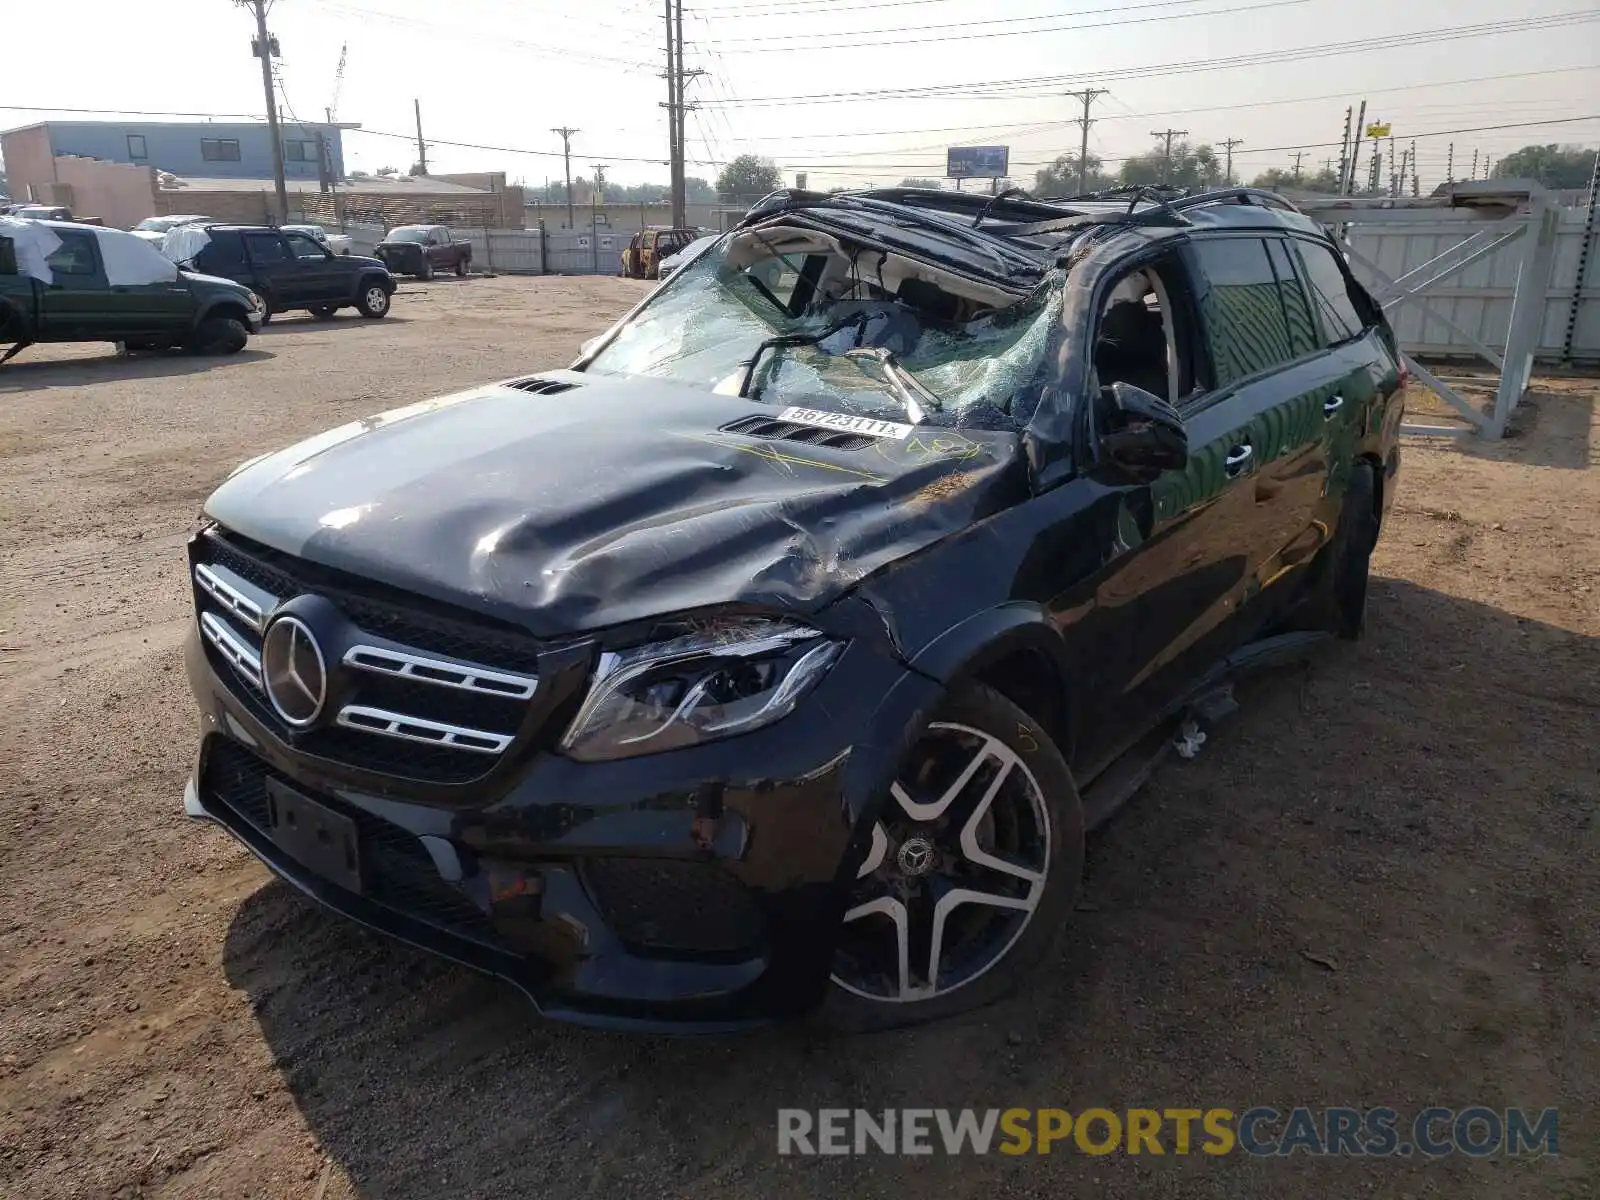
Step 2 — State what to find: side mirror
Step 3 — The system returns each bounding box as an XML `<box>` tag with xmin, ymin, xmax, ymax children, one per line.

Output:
<box><xmin>1095</xmin><ymin>382</ymin><xmax>1188</xmax><ymax>484</ymax></box>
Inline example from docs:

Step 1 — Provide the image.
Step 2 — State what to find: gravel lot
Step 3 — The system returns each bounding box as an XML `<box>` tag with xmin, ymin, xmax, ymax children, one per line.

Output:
<box><xmin>1</xmin><ymin>275</ymin><xmax>1596</xmax><ymax>1199</ymax></box>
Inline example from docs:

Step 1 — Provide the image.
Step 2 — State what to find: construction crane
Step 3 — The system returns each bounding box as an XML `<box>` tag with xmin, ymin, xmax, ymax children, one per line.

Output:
<box><xmin>325</xmin><ymin>42</ymin><xmax>347</xmax><ymax>123</ymax></box>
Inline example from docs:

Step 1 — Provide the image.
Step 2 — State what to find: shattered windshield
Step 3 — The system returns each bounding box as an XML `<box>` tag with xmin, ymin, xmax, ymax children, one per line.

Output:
<box><xmin>583</xmin><ymin>229</ymin><xmax>1064</xmax><ymax>432</ymax></box>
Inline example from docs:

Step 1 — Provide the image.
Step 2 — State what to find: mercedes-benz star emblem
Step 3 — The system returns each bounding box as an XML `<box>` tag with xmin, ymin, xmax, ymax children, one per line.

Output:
<box><xmin>897</xmin><ymin>836</ymin><xmax>936</xmax><ymax>877</ymax></box>
<box><xmin>261</xmin><ymin>615</ymin><xmax>327</xmax><ymax>727</ymax></box>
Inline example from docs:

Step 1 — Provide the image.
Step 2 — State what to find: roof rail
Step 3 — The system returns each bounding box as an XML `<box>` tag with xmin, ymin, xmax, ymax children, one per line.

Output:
<box><xmin>1169</xmin><ymin>187</ymin><xmax>1302</xmax><ymax>215</ymax></box>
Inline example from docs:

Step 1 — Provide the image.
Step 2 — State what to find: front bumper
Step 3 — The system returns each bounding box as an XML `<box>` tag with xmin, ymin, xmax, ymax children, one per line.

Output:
<box><xmin>246</xmin><ymin>311</ymin><xmax>265</xmax><ymax>333</ymax></box>
<box><xmin>184</xmin><ymin>623</ymin><xmax>941</xmax><ymax>1031</ymax></box>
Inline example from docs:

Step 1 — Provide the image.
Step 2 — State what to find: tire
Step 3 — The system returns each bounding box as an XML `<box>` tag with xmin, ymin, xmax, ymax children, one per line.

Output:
<box><xmin>820</xmin><ymin>682</ymin><xmax>1085</xmax><ymax>1032</ymax></box>
<box><xmin>188</xmin><ymin>316</ymin><xmax>249</xmax><ymax>356</ymax></box>
<box><xmin>1304</xmin><ymin>460</ymin><xmax>1379</xmax><ymax>640</ymax></box>
<box><xmin>355</xmin><ymin>281</ymin><xmax>392</xmax><ymax>319</ymax></box>
<box><xmin>454</xmin><ymin>257</ymin><xmax>469</xmax><ymax>277</ymax></box>
<box><xmin>308</xmin><ymin>304</ymin><xmax>338</xmax><ymax>320</ymax></box>
<box><xmin>416</xmin><ymin>260</ymin><xmax>434</xmax><ymax>281</ymax></box>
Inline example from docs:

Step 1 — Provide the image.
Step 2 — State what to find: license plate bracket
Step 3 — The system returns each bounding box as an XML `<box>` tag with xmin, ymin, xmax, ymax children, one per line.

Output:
<box><xmin>265</xmin><ymin>778</ymin><xmax>363</xmax><ymax>894</ymax></box>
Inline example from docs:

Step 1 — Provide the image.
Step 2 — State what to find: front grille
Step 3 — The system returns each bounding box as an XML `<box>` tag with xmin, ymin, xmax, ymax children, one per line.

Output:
<box><xmin>721</xmin><ymin>414</ymin><xmax>878</xmax><ymax>451</ymax></box>
<box><xmin>202</xmin><ymin>737</ymin><xmax>498</xmax><ymax>941</ymax></box>
<box><xmin>581</xmin><ymin>858</ymin><xmax>764</xmax><ymax>957</ymax></box>
<box><xmin>193</xmin><ymin>528</ymin><xmax>542</xmax><ymax>784</ymax></box>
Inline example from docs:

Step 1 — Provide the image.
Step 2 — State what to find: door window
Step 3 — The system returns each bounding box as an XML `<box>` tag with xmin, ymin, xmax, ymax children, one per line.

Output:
<box><xmin>1190</xmin><ymin>237</ymin><xmax>1296</xmax><ymax>387</ymax></box>
<box><xmin>196</xmin><ymin>231</ymin><xmax>248</xmax><ymax>273</ymax></box>
<box><xmin>285</xmin><ymin>232</ymin><xmax>326</xmax><ymax>260</ymax></box>
<box><xmin>1293</xmin><ymin>240</ymin><xmax>1367</xmax><ymax>346</ymax></box>
<box><xmin>45</xmin><ymin>232</ymin><xmax>98</xmax><ymax>277</ymax></box>
<box><xmin>1265</xmin><ymin>238</ymin><xmax>1319</xmax><ymax>358</ymax></box>
<box><xmin>244</xmin><ymin>233</ymin><xmax>290</xmax><ymax>265</ymax></box>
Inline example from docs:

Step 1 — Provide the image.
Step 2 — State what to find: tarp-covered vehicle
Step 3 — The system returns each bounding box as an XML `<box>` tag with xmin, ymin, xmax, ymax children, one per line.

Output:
<box><xmin>0</xmin><ymin>217</ymin><xmax>264</xmax><ymax>364</ymax></box>
<box><xmin>180</xmin><ymin>186</ymin><xmax>1403</xmax><ymax>1031</ymax></box>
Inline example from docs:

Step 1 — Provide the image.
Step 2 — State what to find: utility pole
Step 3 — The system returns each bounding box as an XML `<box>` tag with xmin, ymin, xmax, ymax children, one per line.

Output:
<box><xmin>1368</xmin><ymin>150</ymin><xmax>1382</xmax><ymax>194</ymax></box>
<box><xmin>1410</xmin><ymin>139</ymin><xmax>1420</xmax><ymax>196</ymax></box>
<box><xmin>1336</xmin><ymin>106</ymin><xmax>1352</xmax><ymax>198</ymax></box>
<box><xmin>1220</xmin><ymin>137</ymin><xmax>1244</xmax><ymax>187</ymax></box>
<box><xmin>551</xmin><ymin>127</ymin><xmax>579</xmax><ymax>228</ymax></box>
<box><xmin>1446</xmin><ymin>142</ymin><xmax>1455</xmax><ymax>183</ymax></box>
<box><xmin>1470</xmin><ymin>148</ymin><xmax>1480</xmax><ymax>180</ymax></box>
<box><xmin>1345</xmin><ymin>99</ymin><xmax>1366</xmax><ymax>195</ymax></box>
<box><xmin>1388</xmin><ymin>135</ymin><xmax>1398</xmax><ymax>195</ymax></box>
<box><xmin>240</xmin><ymin>0</ymin><xmax>288</xmax><ymax>224</ymax></box>
<box><xmin>1064</xmin><ymin>88</ymin><xmax>1109</xmax><ymax>195</ymax></box>
<box><xmin>1291</xmin><ymin>150</ymin><xmax>1304</xmax><ymax>181</ymax></box>
<box><xmin>662</xmin><ymin>0</ymin><xmax>682</xmax><ymax>226</ymax></box>
<box><xmin>1150</xmin><ymin>128</ymin><xmax>1188</xmax><ymax>183</ymax></box>
<box><xmin>413</xmin><ymin>99</ymin><xmax>429</xmax><ymax>176</ymax></box>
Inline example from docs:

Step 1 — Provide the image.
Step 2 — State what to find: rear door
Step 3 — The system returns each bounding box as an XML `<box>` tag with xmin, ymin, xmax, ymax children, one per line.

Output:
<box><xmin>1184</xmin><ymin>233</ymin><xmax>1348</xmax><ymax>631</ymax></box>
<box><xmin>242</xmin><ymin>231</ymin><xmax>302</xmax><ymax>308</ymax></box>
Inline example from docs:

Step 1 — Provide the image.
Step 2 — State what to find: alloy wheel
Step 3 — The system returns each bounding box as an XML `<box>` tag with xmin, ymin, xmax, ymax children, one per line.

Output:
<box><xmin>830</xmin><ymin>721</ymin><xmax>1051</xmax><ymax>1003</ymax></box>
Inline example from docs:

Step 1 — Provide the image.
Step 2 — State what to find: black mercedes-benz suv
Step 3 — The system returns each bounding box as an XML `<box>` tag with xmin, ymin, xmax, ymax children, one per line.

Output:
<box><xmin>183</xmin><ymin>186</ymin><xmax>1403</xmax><ymax>1031</ymax></box>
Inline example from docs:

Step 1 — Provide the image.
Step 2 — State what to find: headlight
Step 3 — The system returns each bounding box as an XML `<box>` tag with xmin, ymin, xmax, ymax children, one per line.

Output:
<box><xmin>560</xmin><ymin>617</ymin><xmax>845</xmax><ymax>762</ymax></box>
<box><xmin>246</xmin><ymin>292</ymin><xmax>264</xmax><ymax>311</ymax></box>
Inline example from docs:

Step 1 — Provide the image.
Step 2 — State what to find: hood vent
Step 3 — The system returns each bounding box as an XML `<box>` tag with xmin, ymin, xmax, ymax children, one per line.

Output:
<box><xmin>504</xmin><ymin>376</ymin><xmax>580</xmax><ymax>395</ymax></box>
<box><xmin>721</xmin><ymin>414</ymin><xmax>877</xmax><ymax>451</ymax></box>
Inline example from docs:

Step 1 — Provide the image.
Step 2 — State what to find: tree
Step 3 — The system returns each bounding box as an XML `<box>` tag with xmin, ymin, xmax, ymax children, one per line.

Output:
<box><xmin>898</xmin><ymin>177</ymin><xmax>946</xmax><ymax>190</ymax></box>
<box><xmin>1117</xmin><ymin>140</ymin><xmax>1221</xmax><ymax>190</ymax></box>
<box><xmin>1250</xmin><ymin>166</ymin><xmax>1344</xmax><ymax>194</ymax></box>
<box><xmin>716</xmin><ymin>155</ymin><xmax>782</xmax><ymax>199</ymax></box>
<box><xmin>1491</xmin><ymin>144</ymin><xmax>1597</xmax><ymax>190</ymax></box>
<box><xmin>1034</xmin><ymin>152</ymin><xmax>1113</xmax><ymax>196</ymax></box>
<box><xmin>685</xmin><ymin>176</ymin><xmax>715</xmax><ymax>203</ymax></box>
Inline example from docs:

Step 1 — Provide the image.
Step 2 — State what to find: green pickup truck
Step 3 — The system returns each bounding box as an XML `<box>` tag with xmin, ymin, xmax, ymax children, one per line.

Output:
<box><xmin>0</xmin><ymin>219</ymin><xmax>265</xmax><ymax>365</ymax></box>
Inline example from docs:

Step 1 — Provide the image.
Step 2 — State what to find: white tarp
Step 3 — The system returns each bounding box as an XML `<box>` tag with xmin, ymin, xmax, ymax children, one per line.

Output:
<box><xmin>94</xmin><ymin>226</ymin><xmax>180</xmax><ymax>285</ymax></box>
<box><xmin>0</xmin><ymin>216</ymin><xmax>64</xmax><ymax>285</ymax></box>
<box><xmin>161</xmin><ymin>224</ymin><xmax>212</xmax><ymax>265</ymax></box>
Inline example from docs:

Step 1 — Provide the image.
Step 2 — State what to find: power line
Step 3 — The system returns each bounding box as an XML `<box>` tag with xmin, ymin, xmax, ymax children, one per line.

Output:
<box><xmin>698</xmin><ymin>0</ymin><xmax>1311</xmax><ymax>53</ymax></box>
<box><xmin>707</xmin><ymin>0</ymin><xmax>1265</xmax><ymax>42</ymax></box>
<box><xmin>694</xmin><ymin>13</ymin><xmax>1600</xmax><ymax>105</ymax></box>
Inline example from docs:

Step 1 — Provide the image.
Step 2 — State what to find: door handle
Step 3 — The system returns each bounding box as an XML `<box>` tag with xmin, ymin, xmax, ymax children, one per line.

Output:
<box><xmin>1224</xmin><ymin>444</ymin><xmax>1254</xmax><ymax>476</ymax></box>
<box><xmin>1323</xmin><ymin>395</ymin><xmax>1345</xmax><ymax>418</ymax></box>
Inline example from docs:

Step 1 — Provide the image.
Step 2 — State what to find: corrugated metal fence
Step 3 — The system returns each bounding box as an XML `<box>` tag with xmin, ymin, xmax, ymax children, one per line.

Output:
<box><xmin>322</xmin><ymin>206</ymin><xmax>1598</xmax><ymax>362</ymax></box>
<box><xmin>332</xmin><ymin>222</ymin><xmax>624</xmax><ymax>277</ymax></box>
<box><xmin>1345</xmin><ymin>206</ymin><xmax>1598</xmax><ymax>363</ymax></box>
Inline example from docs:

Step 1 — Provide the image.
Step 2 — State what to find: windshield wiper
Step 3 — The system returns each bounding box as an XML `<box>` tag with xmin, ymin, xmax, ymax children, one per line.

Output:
<box><xmin>842</xmin><ymin>347</ymin><xmax>933</xmax><ymax>424</ymax></box>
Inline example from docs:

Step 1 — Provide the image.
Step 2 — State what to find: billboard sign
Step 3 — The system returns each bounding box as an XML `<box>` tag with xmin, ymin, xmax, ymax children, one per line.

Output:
<box><xmin>947</xmin><ymin>145</ymin><xmax>1010</xmax><ymax>179</ymax></box>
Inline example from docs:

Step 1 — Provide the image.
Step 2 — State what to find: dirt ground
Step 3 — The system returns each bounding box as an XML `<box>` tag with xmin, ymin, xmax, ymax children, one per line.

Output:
<box><xmin>1</xmin><ymin>275</ymin><xmax>1596</xmax><ymax>1200</ymax></box>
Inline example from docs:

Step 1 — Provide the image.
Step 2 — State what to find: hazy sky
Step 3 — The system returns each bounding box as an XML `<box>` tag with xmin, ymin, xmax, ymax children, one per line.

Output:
<box><xmin>3</xmin><ymin>0</ymin><xmax>1596</xmax><ymax>191</ymax></box>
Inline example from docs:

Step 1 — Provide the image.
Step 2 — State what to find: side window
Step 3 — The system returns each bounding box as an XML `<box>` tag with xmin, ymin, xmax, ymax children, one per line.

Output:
<box><xmin>1266</xmin><ymin>238</ymin><xmax>1319</xmax><ymax>358</ymax></box>
<box><xmin>1190</xmin><ymin>237</ymin><xmax>1297</xmax><ymax>386</ymax></box>
<box><xmin>285</xmin><ymin>232</ymin><xmax>325</xmax><ymax>259</ymax></box>
<box><xmin>1293</xmin><ymin>240</ymin><xmax>1367</xmax><ymax>346</ymax></box>
<box><xmin>1091</xmin><ymin>255</ymin><xmax>1197</xmax><ymax>405</ymax></box>
<box><xmin>244</xmin><ymin>233</ymin><xmax>289</xmax><ymax>265</ymax></box>
<box><xmin>0</xmin><ymin>237</ymin><xmax>17</xmax><ymax>275</ymax></box>
<box><xmin>45</xmin><ymin>232</ymin><xmax>99</xmax><ymax>277</ymax></box>
<box><xmin>197</xmin><ymin>231</ymin><xmax>248</xmax><ymax>273</ymax></box>
<box><xmin>127</xmin><ymin>134</ymin><xmax>147</xmax><ymax>160</ymax></box>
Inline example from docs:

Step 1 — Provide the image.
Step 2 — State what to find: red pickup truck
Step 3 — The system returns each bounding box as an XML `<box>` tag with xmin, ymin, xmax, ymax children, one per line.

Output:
<box><xmin>374</xmin><ymin>225</ymin><xmax>472</xmax><ymax>279</ymax></box>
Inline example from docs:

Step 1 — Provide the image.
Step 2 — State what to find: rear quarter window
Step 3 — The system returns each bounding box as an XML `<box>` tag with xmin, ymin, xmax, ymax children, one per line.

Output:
<box><xmin>1293</xmin><ymin>239</ymin><xmax>1368</xmax><ymax>345</ymax></box>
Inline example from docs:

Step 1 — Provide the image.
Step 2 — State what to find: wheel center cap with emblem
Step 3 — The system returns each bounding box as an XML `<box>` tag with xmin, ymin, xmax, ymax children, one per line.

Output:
<box><xmin>261</xmin><ymin>614</ymin><xmax>327</xmax><ymax>727</ymax></box>
<box><xmin>896</xmin><ymin>835</ymin><xmax>937</xmax><ymax>877</ymax></box>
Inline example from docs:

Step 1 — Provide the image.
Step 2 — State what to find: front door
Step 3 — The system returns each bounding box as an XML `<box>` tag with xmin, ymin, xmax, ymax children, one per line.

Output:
<box><xmin>282</xmin><ymin>231</ymin><xmax>346</xmax><ymax>302</ymax></box>
<box><xmin>37</xmin><ymin>230</ymin><xmax>110</xmax><ymax>339</ymax></box>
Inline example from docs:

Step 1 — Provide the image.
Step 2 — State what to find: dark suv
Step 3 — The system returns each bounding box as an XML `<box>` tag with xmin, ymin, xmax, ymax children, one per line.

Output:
<box><xmin>182</xmin><ymin>187</ymin><xmax>1403</xmax><ymax>1031</ymax></box>
<box><xmin>180</xmin><ymin>225</ymin><xmax>396</xmax><ymax>321</ymax></box>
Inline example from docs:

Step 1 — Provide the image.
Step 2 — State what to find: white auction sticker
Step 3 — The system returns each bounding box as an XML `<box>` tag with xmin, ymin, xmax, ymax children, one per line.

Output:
<box><xmin>777</xmin><ymin>407</ymin><xmax>913</xmax><ymax>441</ymax></box>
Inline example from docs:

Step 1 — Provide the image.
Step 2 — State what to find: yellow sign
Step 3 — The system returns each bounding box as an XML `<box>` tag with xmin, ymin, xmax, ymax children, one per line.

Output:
<box><xmin>1366</xmin><ymin>123</ymin><xmax>1391</xmax><ymax>138</ymax></box>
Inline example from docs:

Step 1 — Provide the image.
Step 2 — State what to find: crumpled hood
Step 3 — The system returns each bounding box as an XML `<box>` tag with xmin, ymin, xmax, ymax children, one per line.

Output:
<box><xmin>204</xmin><ymin>374</ymin><xmax>1025</xmax><ymax>637</ymax></box>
